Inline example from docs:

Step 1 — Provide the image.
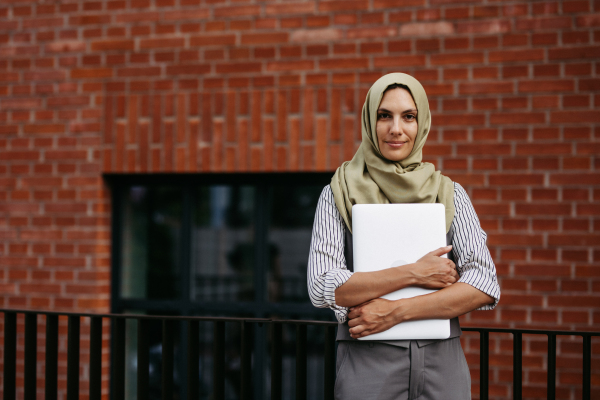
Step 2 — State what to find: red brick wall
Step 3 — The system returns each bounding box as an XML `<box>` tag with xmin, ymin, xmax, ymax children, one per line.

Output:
<box><xmin>1</xmin><ymin>0</ymin><xmax>599</xmax><ymax>398</ymax></box>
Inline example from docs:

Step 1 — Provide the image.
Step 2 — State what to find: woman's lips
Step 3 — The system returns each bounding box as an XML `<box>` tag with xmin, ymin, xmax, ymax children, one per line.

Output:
<box><xmin>385</xmin><ymin>141</ymin><xmax>406</xmax><ymax>148</ymax></box>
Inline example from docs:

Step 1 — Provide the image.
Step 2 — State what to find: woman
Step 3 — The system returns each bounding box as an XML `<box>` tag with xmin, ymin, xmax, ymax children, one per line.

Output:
<box><xmin>308</xmin><ymin>73</ymin><xmax>500</xmax><ymax>400</ymax></box>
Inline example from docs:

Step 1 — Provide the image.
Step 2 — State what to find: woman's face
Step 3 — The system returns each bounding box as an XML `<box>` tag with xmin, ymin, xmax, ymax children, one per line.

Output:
<box><xmin>375</xmin><ymin>87</ymin><xmax>418</xmax><ymax>162</ymax></box>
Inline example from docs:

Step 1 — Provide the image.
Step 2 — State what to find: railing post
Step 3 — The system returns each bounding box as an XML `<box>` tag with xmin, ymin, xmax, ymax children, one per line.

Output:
<box><xmin>112</xmin><ymin>317</ymin><xmax>126</xmax><ymax>400</ymax></box>
<box><xmin>582</xmin><ymin>334</ymin><xmax>591</xmax><ymax>400</ymax></box>
<box><xmin>270</xmin><ymin>322</ymin><xmax>282</xmax><ymax>400</ymax></box>
<box><xmin>162</xmin><ymin>320</ymin><xmax>175</xmax><ymax>400</ymax></box>
<box><xmin>24</xmin><ymin>313</ymin><xmax>37</xmax><ymax>400</ymax></box>
<box><xmin>513</xmin><ymin>331</ymin><xmax>522</xmax><ymax>400</ymax></box>
<box><xmin>137</xmin><ymin>319</ymin><xmax>150</xmax><ymax>400</ymax></box>
<box><xmin>547</xmin><ymin>334</ymin><xmax>556</xmax><ymax>400</ymax></box>
<box><xmin>240</xmin><ymin>321</ymin><xmax>253</xmax><ymax>400</ymax></box>
<box><xmin>296</xmin><ymin>324</ymin><xmax>307</xmax><ymax>400</ymax></box>
<box><xmin>89</xmin><ymin>317</ymin><xmax>102</xmax><ymax>400</ymax></box>
<box><xmin>480</xmin><ymin>330</ymin><xmax>489</xmax><ymax>400</ymax></box>
<box><xmin>324</xmin><ymin>325</ymin><xmax>336</xmax><ymax>400</ymax></box>
<box><xmin>67</xmin><ymin>315</ymin><xmax>80</xmax><ymax>400</ymax></box>
<box><xmin>187</xmin><ymin>320</ymin><xmax>200</xmax><ymax>400</ymax></box>
<box><xmin>3</xmin><ymin>312</ymin><xmax>16</xmax><ymax>400</ymax></box>
<box><xmin>213</xmin><ymin>321</ymin><xmax>225</xmax><ymax>400</ymax></box>
<box><xmin>45</xmin><ymin>314</ymin><xmax>59</xmax><ymax>400</ymax></box>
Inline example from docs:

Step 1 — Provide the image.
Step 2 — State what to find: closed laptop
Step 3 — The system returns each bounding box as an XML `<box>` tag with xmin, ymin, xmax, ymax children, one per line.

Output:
<box><xmin>352</xmin><ymin>203</ymin><xmax>451</xmax><ymax>341</ymax></box>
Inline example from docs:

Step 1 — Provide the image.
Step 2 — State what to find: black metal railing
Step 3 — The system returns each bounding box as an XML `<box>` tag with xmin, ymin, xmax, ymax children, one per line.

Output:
<box><xmin>461</xmin><ymin>326</ymin><xmax>599</xmax><ymax>400</ymax></box>
<box><xmin>1</xmin><ymin>309</ymin><xmax>598</xmax><ymax>400</ymax></box>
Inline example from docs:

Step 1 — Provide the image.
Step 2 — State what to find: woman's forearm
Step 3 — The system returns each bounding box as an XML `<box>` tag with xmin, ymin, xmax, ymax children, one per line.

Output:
<box><xmin>335</xmin><ymin>246</ymin><xmax>459</xmax><ymax>308</ymax></box>
<box><xmin>335</xmin><ymin>267</ymin><xmax>416</xmax><ymax>307</ymax></box>
<box><xmin>346</xmin><ymin>282</ymin><xmax>495</xmax><ymax>338</ymax></box>
<box><xmin>393</xmin><ymin>282</ymin><xmax>494</xmax><ymax>322</ymax></box>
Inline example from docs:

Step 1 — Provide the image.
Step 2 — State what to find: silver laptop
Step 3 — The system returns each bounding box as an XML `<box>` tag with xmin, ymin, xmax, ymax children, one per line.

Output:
<box><xmin>352</xmin><ymin>203</ymin><xmax>450</xmax><ymax>341</ymax></box>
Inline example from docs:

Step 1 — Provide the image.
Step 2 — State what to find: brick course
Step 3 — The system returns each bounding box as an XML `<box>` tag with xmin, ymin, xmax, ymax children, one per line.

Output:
<box><xmin>1</xmin><ymin>0</ymin><xmax>599</xmax><ymax>399</ymax></box>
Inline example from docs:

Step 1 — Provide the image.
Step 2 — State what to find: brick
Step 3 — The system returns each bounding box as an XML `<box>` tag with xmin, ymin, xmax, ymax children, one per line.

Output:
<box><xmin>490</xmin><ymin>112</ymin><xmax>545</xmax><ymax>124</ymax></box>
<box><xmin>140</xmin><ymin>38</ymin><xmax>184</xmax><ymax>49</ymax></box>
<box><xmin>399</xmin><ymin>22</ymin><xmax>454</xmax><ymax>36</ymax></box>
<box><xmin>460</xmin><ymin>82</ymin><xmax>513</xmax><ymax>95</ymax></box>
<box><xmin>1</xmin><ymin>98</ymin><xmax>42</xmax><ymax>109</ymax></box>
<box><xmin>431</xmin><ymin>52</ymin><xmax>484</xmax><ymax>65</ymax></box>
<box><xmin>516</xmin><ymin>204</ymin><xmax>571</xmax><ymax>216</ymax></box>
<box><xmin>549</xmin><ymin>46</ymin><xmax>600</xmax><ymax>60</ymax></box>
<box><xmin>71</xmin><ymin>68</ymin><xmax>112</xmax><ymax>79</ymax></box>
<box><xmin>319</xmin><ymin>57</ymin><xmax>368</xmax><ymax>70</ymax></box>
<box><xmin>373</xmin><ymin>55</ymin><xmax>425</xmax><ymax>68</ymax></box>
<box><xmin>518</xmin><ymin>79</ymin><xmax>574</xmax><ymax>93</ymax></box>
<box><xmin>241</xmin><ymin>33</ymin><xmax>288</xmax><ymax>45</ymax></box>
<box><xmin>489</xmin><ymin>49</ymin><xmax>545</xmax><ymax>62</ymax></box>
<box><xmin>319</xmin><ymin>0</ymin><xmax>368</xmax><ymax>12</ymax></box>
<box><xmin>266</xmin><ymin>60</ymin><xmax>314</xmax><ymax>72</ymax></box>
<box><xmin>190</xmin><ymin>34</ymin><xmax>236</xmax><ymax>46</ymax></box>
<box><xmin>290</xmin><ymin>28</ymin><xmax>342</xmax><ymax>42</ymax></box>
<box><xmin>265</xmin><ymin>2</ymin><xmax>315</xmax><ymax>15</ymax></box>
<box><xmin>216</xmin><ymin>62</ymin><xmax>261</xmax><ymax>74</ymax></box>
<box><xmin>162</xmin><ymin>9</ymin><xmax>209</xmax><ymax>20</ymax></box>
<box><xmin>516</xmin><ymin>16</ymin><xmax>572</xmax><ymax>30</ymax></box>
<box><xmin>455</xmin><ymin>19</ymin><xmax>511</xmax><ymax>34</ymax></box>
<box><xmin>347</xmin><ymin>27</ymin><xmax>397</xmax><ymax>39</ymax></box>
<box><xmin>489</xmin><ymin>174</ymin><xmax>544</xmax><ymax>185</ymax></box>
<box><xmin>373</xmin><ymin>0</ymin><xmax>423</xmax><ymax>8</ymax></box>
<box><xmin>551</xmin><ymin>111</ymin><xmax>600</xmax><ymax>123</ymax></box>
<box><xmin>576</xmin><ymin>13</ymin><xmax>600</xmax><ymax>27</ymax></box>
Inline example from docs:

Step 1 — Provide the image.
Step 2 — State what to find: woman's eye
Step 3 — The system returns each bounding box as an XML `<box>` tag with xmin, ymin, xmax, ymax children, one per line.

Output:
<box><xmin>377</xmin><ymin>113</ymin><xmax>391</xmax><ymax>119</ymax></box>
<box><xmin>404</xmin><ymin>114</ymin><xmax>416</xmax><ymax>121</ymax></box>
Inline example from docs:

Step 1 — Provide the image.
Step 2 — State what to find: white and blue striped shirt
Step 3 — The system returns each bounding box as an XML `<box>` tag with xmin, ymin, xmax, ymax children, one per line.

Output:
<box><xmin>307</xmin><ymin>182</ymin><xmax>501</xmax><ymax>323</ymax></box>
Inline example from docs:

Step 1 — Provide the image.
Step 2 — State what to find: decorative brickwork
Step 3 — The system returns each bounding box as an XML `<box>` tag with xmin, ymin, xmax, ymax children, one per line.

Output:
<box><xmin>1</xmin><ymin>0</ymin><xmax>599</xmax><ymax>398</ymax></box>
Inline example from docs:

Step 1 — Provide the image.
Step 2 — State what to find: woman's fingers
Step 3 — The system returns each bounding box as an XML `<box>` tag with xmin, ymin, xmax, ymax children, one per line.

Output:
<box><xmin>426</xmin><ymin>245</ymin><xmax>452</xmax><ymax>258</ymax></box>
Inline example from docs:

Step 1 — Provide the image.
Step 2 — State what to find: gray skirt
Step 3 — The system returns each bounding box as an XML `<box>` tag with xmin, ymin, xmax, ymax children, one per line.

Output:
<box><xmin>334</xmin><ymin>338</ymin><xmax>471</xmax><ymax>400</ymax></box>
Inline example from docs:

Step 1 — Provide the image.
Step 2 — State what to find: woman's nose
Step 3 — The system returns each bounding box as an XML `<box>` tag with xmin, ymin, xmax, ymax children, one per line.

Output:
<box><xmin>390</xmin><ymin>116</ymin><xmax>403</xmax><ymax>135</ymax></box>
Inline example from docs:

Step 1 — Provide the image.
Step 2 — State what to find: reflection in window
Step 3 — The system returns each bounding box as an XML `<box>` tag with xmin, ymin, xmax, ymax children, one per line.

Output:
<box><xmin>121</xmin><ymin>187</ymin><xmax>181</xmax><ymax>300</ymax></box>
<box><xmin>268</xmin><ymin>186</ymin><xmax>324</xmax><ymax>303</ymax></box>
<box><xmin>191</xmin><ymin>186</ymin><xmax>256</xmax><ymax>302</ymax></box>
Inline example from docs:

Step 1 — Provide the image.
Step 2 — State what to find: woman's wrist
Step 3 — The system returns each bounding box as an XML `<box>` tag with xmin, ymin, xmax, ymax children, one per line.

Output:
<box><xmin>390</xmin><ymin>299</ymin><xmax>409</xmax><ymax>324</ymax></box>
<box><xmin>395</xmin><ymin>263</ymin><xmax>419</xmax><ymax>288</ymax></box>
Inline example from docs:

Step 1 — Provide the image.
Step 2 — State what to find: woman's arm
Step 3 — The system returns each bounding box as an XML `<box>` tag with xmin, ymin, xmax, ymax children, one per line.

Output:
<box><xmin>347</xmin><ymin>183</ymin><xmax>501</xmax><ymax>337</ymax></box>
<box><xmin>307</xmin><ymin>186</ymin><xmax>354</xmax><ymax>323</ymax></box>
<box><xmin>347</xmin><ymin>283</ymin><xmax>494</xmax><ymax>338</ymax></box>
<box><xmin>335</xmin><ymin>245</ymin><xmax>459</xmax><ymax>307</ymax></box>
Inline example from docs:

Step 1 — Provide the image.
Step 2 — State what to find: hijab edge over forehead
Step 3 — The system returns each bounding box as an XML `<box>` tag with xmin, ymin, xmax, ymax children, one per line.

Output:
<box><xmin>331</xmin><ymin>72</ymin><xmax>456</xmax><ymax>233</ymax></box>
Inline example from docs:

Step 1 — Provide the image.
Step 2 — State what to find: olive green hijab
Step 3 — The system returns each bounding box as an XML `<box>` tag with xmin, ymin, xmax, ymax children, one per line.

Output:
<box><xmin>330</xmin><ymin>73</ymin><xmax>455</xmax><ymax>233</ymax></box>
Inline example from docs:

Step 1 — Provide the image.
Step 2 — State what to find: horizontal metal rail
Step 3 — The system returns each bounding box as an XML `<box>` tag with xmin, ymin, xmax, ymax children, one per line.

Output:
<box><xmin>1</xmin><ymin>309</ymin><xmax>598</xmax><ymax>400</ymax></box>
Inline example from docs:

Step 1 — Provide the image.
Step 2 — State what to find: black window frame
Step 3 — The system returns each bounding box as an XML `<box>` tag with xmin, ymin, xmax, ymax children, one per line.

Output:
<box><xmin>105</xmin><ymin>172</ymin><xmax>335</xmax><ymax>319</ymax></box>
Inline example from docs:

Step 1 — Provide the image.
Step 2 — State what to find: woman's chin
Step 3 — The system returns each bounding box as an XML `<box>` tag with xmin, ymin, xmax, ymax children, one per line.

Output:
<box><xmin>381</xmin><ymin>150</ymin><xmax>408</xmax><ymax>162</ymax></box>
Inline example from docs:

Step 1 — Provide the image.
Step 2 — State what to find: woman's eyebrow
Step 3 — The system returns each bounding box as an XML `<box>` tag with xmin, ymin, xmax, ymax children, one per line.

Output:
<box><xmin>376</xmin><ymin>107</ymin><xmax>417</xmax><ymax>114</ymax></box>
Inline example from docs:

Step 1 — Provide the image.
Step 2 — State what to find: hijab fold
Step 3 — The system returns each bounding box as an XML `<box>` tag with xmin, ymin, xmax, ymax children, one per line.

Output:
<box><xmin>330</xmin><ymin>73</ymin><xmax>455</xmax><ymax>233</ymax></box>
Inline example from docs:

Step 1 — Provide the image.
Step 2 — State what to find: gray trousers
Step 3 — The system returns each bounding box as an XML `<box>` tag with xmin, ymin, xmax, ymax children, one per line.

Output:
<box><xmin>334</xmin><ymin>338</ymin><xmax>471</xmax><ymax>400</ymax></box>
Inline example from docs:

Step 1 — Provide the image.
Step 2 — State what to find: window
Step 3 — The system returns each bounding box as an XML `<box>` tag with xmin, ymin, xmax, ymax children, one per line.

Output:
<box><xmin>107</xmin><ymin>173</ymin><xmax>335</xmax><ymax>399</ymax></box>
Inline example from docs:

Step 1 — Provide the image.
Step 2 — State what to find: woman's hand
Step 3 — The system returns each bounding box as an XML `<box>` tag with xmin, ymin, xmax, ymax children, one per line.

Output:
<box><xmin>347</xmin><ymin>298</ymin><xmax>402</xmax><ymax>339</ymax></box>
<box><xmin>409</xmin><ymin>245</ymin><xmax>458</xmax><ymax>289</ymax></box>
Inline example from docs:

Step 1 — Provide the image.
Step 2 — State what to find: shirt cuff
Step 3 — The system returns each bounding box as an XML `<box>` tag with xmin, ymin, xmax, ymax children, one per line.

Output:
<box><xmin>323</xmin><ymin>268</ymin><xmax>353</xmax><ymax>323</ymax></box>
<box><xmin>458</xmin><ymin>265</ymin><xmax>500</xmax><ymax>311</ymax></box>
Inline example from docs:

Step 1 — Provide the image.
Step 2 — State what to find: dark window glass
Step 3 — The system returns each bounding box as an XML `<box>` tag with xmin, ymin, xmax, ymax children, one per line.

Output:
<box><xmin>121</xmin><ymin>187</ymin><xmax>182</xmax><ymax>300</ymax></box>
<box><xmin>267</xmin><ymin>185</ymin><xmax>323</xmax><ymax>303</ymax></box>
<box><xmin>191</xmin><ymin>186</ymin><xmax>256</xmax><ymax>302</ymax></box>
<box><xmin>111</xmin><ymin>174</ymin><xmax>334</xmax><ymax>400</ymax></box>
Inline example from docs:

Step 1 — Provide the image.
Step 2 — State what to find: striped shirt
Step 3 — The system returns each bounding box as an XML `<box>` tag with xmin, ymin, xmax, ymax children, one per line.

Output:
<box><xmin>307</xmin><ymin>183</ymin><xmax>501</xmax><ymax>323</ymax></box>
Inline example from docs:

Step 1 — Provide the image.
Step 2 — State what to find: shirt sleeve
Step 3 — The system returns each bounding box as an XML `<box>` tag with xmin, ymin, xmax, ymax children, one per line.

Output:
<box><xmin>450</xmin><ymin>182</ymin><xmax>501</xmax><ymax>310</ymax></box>
<box><xmin>307</xmin><ymin>185</ymin><xmax>354</xmax><ymax>323</ymax></box>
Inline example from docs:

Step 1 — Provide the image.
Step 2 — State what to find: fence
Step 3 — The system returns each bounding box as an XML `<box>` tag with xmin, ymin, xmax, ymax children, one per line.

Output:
<box><xmin>1</xmin><ymin>309</ymin><xmax>598</xmax><ymax>400</ymax></box>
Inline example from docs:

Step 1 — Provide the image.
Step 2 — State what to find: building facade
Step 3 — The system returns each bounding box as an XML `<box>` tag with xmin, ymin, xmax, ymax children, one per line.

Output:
<box><xmin>1</xmin><ymin>0</ymin><xmax>599</xmax><ymax>398</ymax></box>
